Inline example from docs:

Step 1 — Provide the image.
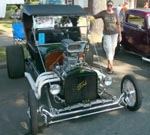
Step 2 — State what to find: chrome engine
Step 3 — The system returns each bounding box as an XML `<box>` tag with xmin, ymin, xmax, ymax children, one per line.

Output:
<box><xmin>61</xmin><ymin>39</ymin><xmax>87</xmax><ymax>72</ymax></box>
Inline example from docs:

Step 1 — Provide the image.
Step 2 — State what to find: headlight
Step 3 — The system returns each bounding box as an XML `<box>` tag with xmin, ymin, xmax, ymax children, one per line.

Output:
<box><xmin>50</xmin><ymin>84</ymin><xmax>61</xmax><ymax>95</ymax></box>
<box><xmin>104</xmin><ymin>76</ymin><xmax>112</xmax><ymax>86</ymax></box>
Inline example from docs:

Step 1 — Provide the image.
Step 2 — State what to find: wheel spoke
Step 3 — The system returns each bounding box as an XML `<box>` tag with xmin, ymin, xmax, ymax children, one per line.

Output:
<box><xmin>122</xmin><ymin>79</ymin><xmax>136</xmax><ymax>106</ymax></box>
<box><xmin>121</xmin><ymin>75</ymin><xmax>142</xmax><ymax>111</ymax></box>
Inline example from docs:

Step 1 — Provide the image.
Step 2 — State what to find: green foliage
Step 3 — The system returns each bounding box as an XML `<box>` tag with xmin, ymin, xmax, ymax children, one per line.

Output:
<box><xmin>0</xmin><ymin>47</ymin><xmax>6</xmax><ymax>63</ymax></box>
<box><xmin>25</xmin><ymin>0</ymin><xmax>39</xmax><ymax>4</ymax></box>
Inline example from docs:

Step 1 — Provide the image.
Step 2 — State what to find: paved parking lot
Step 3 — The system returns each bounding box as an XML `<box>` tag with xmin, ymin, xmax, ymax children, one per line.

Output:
<box><xmin>0</xmin><ymin>47</ymin><xmax>150</xmax><ymax>135</ymax></box>
<box><xmin>0</xmin><ymin>35</ymin><xmax>13</xmax><ymax>46</ymax></box>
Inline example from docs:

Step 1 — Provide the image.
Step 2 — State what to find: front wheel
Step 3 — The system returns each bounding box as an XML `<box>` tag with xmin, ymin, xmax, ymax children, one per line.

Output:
<box><xmin>121</xmin><ymin>75</ymin><xmax>142</xmax><ymax>111</ymax></box>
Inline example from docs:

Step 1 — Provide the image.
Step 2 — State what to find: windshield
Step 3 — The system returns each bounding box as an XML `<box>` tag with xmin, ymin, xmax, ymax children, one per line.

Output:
<box><xmin>32</xmin><ymin>15</ymin><xmax>89</xmax><ymax>44</ymax></box>
<box><xmin>33</xmin><ymin>16</ymin><xmax>88</xmax><ymax>29</ymax></box>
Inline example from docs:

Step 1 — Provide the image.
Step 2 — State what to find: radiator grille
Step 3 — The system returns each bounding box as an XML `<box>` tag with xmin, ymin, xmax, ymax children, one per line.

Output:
<box><xmin>64</xmin><ymin>72</ymin><xmax>98</xmax><ymax>105</ymax></box>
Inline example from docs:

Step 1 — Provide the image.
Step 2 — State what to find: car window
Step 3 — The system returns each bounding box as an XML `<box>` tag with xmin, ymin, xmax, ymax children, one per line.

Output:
<box><xmin>127</xmin><ymin>14</ymin><xmax>145</xmax><ymax>29</ymax></box>
<box><xmin>147</xmin><ymin>16</ymin><xmax>150</xmax><ymax>28</ymax></box>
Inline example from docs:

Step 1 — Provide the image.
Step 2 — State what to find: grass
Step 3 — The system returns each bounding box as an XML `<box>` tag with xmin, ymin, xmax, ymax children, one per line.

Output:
<box><xmin>0</xmin><ymin>45</ymin><xmax>29</xmax><ymax>65</ymax></box>
<box><xmin>0</xmin><ymin>4</ymin><xmax>28</xmax><ymax>36</ymax></box>
<box><xmin>0</xmin><ymin>7</ymin><xmax>12</xmax><ymax>61</ymax></box>
<box><xmin>0</xmin><ymin>20</ymin><xmax>13</xmax><ymax>33</ymax></box>
<box><xmin>0</xmin><ymin>20</ymin><xmax>13</xmax><ymax>36</ymax></box>
<box><xmin>0</xmin><ymin>30</ymin><xmax>5</xmax><ymax>35</ymax></box>
<box><xmin>0</xmin><ymin>47</ymin><xmax>6</xmax><ymax>64</ymax></box>
<box><xmin>0</xmin><ymin>3</ymin><xmax>37</xmax><ymax>65</ymax></box>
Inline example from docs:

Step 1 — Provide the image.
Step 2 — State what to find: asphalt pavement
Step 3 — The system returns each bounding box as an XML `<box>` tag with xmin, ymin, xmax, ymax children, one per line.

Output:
<box><xmin>0</xmin><ymin>39</ymin><xmax>150</xmax><ymax>135</ymax></box>
<box><xmin>0</xmin><ymin>35</ymin><xmax>13</xmax><ymax>46</ymax></box>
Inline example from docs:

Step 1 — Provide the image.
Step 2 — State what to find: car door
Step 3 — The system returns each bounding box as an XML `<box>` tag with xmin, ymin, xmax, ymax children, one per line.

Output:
<box><xmin>122</xmin><ymin>13</ymin><xmax>149</xmax><ymax>56</ymax></box>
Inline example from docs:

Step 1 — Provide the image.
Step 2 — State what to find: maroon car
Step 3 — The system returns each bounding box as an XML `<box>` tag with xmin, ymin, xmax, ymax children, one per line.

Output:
<box><xmin>121</xmin><ymin>9</ymin><xmax>150</xmax><ymax>62</ymax></box>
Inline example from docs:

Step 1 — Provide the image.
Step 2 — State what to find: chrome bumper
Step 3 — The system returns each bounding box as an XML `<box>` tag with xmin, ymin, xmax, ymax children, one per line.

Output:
<box><xmin>40</xmin><ymin>95</ymin><xmax>125</xmax><ymax>125</ymax></box>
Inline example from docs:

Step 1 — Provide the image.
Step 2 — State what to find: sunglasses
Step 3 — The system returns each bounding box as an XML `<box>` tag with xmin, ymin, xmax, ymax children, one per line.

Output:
<box><xmin>107</xmin><ymin>4</ymin><xmax>113</xmax><ymax>7</ymax></box>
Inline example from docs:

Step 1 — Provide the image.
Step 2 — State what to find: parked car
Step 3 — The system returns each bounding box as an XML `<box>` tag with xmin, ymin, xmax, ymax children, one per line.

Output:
<box><xmin>6</xmin><ymin>5</ymin><xmax>142</xmax><ymax>135</ymax></box>
<box><xmin>121</xmin><ymin>9</ymin><xmax>150</xmax><ymax>62</ymax></box>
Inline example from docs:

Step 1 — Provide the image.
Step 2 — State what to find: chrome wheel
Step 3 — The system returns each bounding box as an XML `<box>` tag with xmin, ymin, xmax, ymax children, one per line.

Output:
<box><xmin>122</xmin><ymin>79</ymin><xmax>136</xmax><ymax>107</ymax></box>
<box><xmin>121</xmin><ymin>75</ymin><xmax>142</xmax><ymax>111</ymax></box>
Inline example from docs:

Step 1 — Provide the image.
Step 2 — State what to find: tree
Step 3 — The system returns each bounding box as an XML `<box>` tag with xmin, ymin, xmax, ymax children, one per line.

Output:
<box><xmin>25</xmin><ymin>0</ymin><xmax>38</xmax><ymax>4</ymax></box>
<box><xmin>91</xmin><ymin>0</ymin><xmax>106</xmax><ymax>35</ymax></box>
<box><xmin>25</xmin><ymin>0</ymin><xmax>32</xmax><ymax>4</ymax></box>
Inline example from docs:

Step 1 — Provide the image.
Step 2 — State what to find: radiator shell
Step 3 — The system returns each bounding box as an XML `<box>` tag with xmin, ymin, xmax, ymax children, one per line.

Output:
<box><xmin>64</xmin><ymin>67</ymin><xmax>98</xmax><ymax>105</ymax></box>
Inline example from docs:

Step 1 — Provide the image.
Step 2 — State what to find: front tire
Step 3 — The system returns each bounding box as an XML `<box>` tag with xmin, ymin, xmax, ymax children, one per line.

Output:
<box><xmin>6</xmin><ymin>45</ymin><xmax>25</xmax><ymax>78</ymax></box>
<box><xmin>121</xmin><ymin>75</ymin><xmax>142</xmax><ymax>111</ymax></box>
<box><xmin>28</xmin><ymin>89</ymin><xmax>38</xmax><ymax>135</ymax></box>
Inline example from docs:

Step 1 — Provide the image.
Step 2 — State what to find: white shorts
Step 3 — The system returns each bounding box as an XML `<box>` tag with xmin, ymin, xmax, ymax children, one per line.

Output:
<box><xmin>103</xmin><ymin>34</ymin><xmax>118</xmax><ymax>61</ymax></box>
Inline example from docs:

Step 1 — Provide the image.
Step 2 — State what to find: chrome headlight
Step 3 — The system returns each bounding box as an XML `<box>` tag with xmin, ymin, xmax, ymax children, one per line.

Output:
<box><xmin>50</xmin><ymin>84</ymin><xmax>61</xmax><ymax>95</ymax></box>
<box><xmin>104</xmin><ymin>76</ymin><xmax>112</xmax><ymax>86</ymax></box>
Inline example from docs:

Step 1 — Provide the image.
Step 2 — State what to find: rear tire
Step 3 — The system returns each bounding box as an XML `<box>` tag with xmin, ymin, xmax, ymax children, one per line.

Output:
<box><xmin>121</xmin><ymin>75</ymin><xmax>142</xmax><ymax>111</ymax></box>
<box><xmin>6</xmin><ymin>45</ymin><xmax>25</xmax><ymax>78</ymax></box>
<box><xmin>28</xmin><ymin>89</ymin><xmax>38</xmax><ymax>135</ymax></box>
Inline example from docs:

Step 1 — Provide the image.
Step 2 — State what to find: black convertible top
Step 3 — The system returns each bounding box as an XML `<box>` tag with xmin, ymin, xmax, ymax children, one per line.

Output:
<box><xmin>23</xmin><ymin>4</ymin><xmax>89</xmax><ymax>16</ymax></box>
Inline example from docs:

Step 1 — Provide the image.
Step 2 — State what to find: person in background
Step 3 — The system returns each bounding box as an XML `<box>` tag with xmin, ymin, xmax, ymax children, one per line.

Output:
<box><xmin>121</xmin><ymin>2</ymin><xmax>129</xmax><ymax>18</ymax></box>
<box><xmin>116</xmin><ymin>4</ymin><xmax>123</xmax><ymax>24</ymax></box>
<box><xmin>10</xmin><ymin>9</ymin><xmax>20</xmax><ymax>19</ymax></box>
<box><xmin>117</xmin><ymin>4</ymin><xmax>122</xmax><ymax>17</ymax></box>
<box><xmin>10</xmin><ymin>5</ymin><xmax>22</xmax><ymax>20</ymax></box>
<box><xmin>93</xmin><ymin>0</ymin><xmax>122</xmax><ymax>74</ymax></box>
<box><xmin>119</xmin><ymin>2</ymin><xmax>129</xmax><ymax>25</ymax></box>
<box><xmin>144</xmin><ymin>1</ymin><xmax>149</xmax><ymax>9</ymax></box>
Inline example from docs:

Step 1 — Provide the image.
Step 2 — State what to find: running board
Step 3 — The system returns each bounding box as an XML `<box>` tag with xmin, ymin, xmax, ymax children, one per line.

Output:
<box><xmin>124</xmin><ymin>51</ymin><xmax>150</xmax><ymax>63</ymax></box>
<box><xmin>142</xmin><ymin>57</ymin><xmax>150</xmax><ymax>62</ymax></box>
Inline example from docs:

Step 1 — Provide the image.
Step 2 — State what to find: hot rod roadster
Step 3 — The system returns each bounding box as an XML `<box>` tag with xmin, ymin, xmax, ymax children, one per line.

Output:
<box><xmin>6</xmin><ymin>5</ymin><xmax>142</xmax><ymax>135</ymax></box>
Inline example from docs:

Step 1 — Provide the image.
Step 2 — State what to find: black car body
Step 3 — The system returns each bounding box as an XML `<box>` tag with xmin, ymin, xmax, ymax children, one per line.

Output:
<box><xmin>6</xmin><ymin>5</ymin><xmax>142</xmax><ymax>135</ymax></box>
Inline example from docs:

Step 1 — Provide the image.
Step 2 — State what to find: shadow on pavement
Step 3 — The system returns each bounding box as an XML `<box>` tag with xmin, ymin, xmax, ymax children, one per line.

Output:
<box><xmin>115</xmin><ymin>49</ymin><xmax>150</xmax><ymax>78</ymax></box>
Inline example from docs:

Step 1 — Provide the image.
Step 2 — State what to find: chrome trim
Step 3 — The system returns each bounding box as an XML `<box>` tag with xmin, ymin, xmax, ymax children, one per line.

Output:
<box><xmin>41</xmin><ymin>100</ymin><xmax>124</xmax><ymax>125</ymax></box>
<box><xmin>25</xmin><ymin>72</ymin><xmax>36</xmax><ymax>90</ymax></box>
<box><xmin>36</xmin><ymin>73</ymin><xmax>60</xmax><ymax>99</ymax></box>
<box><xmin>35</xmin><ymin>72</ymin><xmax>59</xmax><ymax>87</ymax></box>
<box><xmin>57</xmin><ymin>99</ymin><xmax>113</xmax><ymax>113</ymax></box>
<box><xmin>122</xmin><ymin>79</ymin><xmax>136</xmax><ymax>107</ymax></box>
<box><xmin>25</xmin><ymin>71</ymin><xmax>60</xmax><ymax>99</ymax></box>
<box><xmin>142</xmin><ymin>57</ymin><xmax>150</xmax><ymax>62</ymax></box>
<box><xmin>41</xmin><ymin>94</ymin><xmax>124</xmax><ymax>119</ymax></box>
<box><xmin>48</xmin><ymin>106</ymin><xmax>124</xmax><ymax>125</ymax></box>
<box><xmin>93</xmin><ymin>69</ymin><xmax>105</xmax><ymax>80</ymax></box>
